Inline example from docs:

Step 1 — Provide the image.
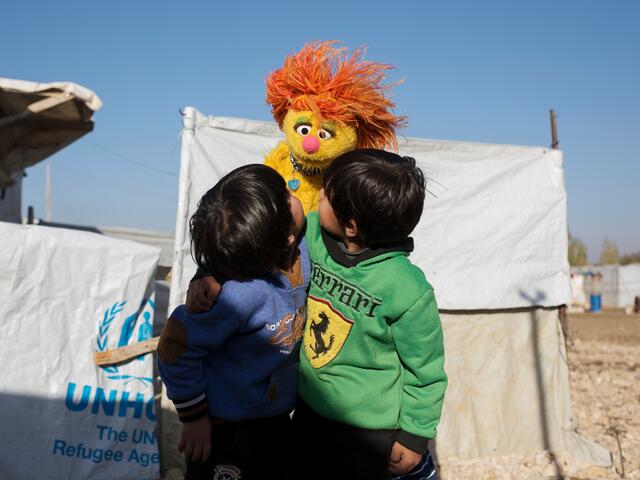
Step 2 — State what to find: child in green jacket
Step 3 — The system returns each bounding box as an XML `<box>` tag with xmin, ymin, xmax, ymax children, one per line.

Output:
<box><xmin>293</xmin><ymin>149</ymin><xmax>447</xmax><ymax>479</ymax></box>
<box><xmin>187</xmin><ymin>150</ymin><xmax>447</xmax><ymax>479</ymax></box>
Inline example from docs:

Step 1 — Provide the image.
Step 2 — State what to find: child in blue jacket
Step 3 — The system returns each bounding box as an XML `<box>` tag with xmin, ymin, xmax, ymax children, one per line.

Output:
<box><xmin>157</xmin><ymin>164</ymin><xmax>308</xmax><ymax>480</ymax></box>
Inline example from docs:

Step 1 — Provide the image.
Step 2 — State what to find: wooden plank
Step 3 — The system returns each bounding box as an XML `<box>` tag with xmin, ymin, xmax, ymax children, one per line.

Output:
<box><xmin>0</xmin><ymin>94</ymin><xmax>73</xmax><ymax>128</ymax></box>
<box><xmin>94</xmin><ymin>337</ymin><xmax>160</xmax><ymax>366</ymax></box>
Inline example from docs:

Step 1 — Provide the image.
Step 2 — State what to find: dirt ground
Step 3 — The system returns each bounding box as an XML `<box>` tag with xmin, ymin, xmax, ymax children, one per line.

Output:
<box><xmin>439</xmin><ymin>310</ymin><xmax>640</xmax><ymax>480</ymax></box>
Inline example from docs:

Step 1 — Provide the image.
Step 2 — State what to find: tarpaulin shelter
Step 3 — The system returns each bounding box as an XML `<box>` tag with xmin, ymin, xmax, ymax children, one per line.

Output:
<box><xmin>163</xmin><ymin>107</ymin><xmax>611</xmax><ymax>476</ymax></box>
<box><xmin>0</xmin><ymin>79</ymin><xmax>166</xmax><ymax>479</ymax></box>
<box><xmin>0</xmin><ymin>222</ymin><xmax>161</xmax><ymax>479</ymax></box>
<box><xmin>0</xmin><ymin>77</ymin><xmax>102</xmax><ymax>222</ymax></box>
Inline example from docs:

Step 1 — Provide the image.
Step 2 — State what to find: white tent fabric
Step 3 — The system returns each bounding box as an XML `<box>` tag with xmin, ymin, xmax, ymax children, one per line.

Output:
<box><xmin>570</xmin><ymin>273</ymin><xmax>587</xmax><ymax>308</ymax></box>
<box><xmin>100</xmin><ymin>227</ymin><xmax>174</xmax><ymax>268</ymax></box>
<box><xmin>170</xmin><ymin>107</ymin><xmax>571</xmax><ymax>311</ymax></box>
<box><xmin>0</xmin><ymin>222</ymin><xmax>160</xmax><ymax>480</ymax></box>
<box><xmin>437</xmin><ymin>309</ymin><xmax>609</xmax><ymax>465</ymax></box>
<box><xmin>618</xmin><ymin>264</ymin><xmax>640</xmax><ymax>307</ymax></box>
<box><xmin>0</xmin><ymin>78</ymin><xmax>103</xmax><ymax>111</ymax></box>
<box><xmin>166</xmin><ymin>107</ymin><xmax>609</xmax><ymax>470</ymax></box>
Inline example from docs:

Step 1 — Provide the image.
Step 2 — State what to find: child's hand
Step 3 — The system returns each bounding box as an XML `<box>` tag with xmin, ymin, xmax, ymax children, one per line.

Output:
<box><xmin>178</xmin><ymin>416</ymin><xmax>212</xmax><ymax>463</ymax></box>
<box><xmin>186</xmin><ymin>277</ymin><xmax>221</xmax><ymax>313</ymax></box>
<box><xmin>388</xmin><ymin>441</ymin><xmax>422</xmax><ymax>475</ymax></box>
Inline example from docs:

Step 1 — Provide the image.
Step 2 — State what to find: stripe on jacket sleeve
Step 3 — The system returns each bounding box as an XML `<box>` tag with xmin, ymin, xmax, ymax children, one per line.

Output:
<box><xmin>174</xmin><ymin>392</ymin><xmax>206</xmax><ymax>410</ymax></box>
<box><xmin>173</xmin><ymin>392</ymin><xmax>209</xmax><ymax>423</ymax></box>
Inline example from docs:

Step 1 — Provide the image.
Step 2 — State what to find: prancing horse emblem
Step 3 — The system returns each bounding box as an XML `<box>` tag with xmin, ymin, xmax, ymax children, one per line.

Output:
<box><xmin>304</xmin><ymin>296</ymin><xmax>353</xmax><ymax>368</ymax></box>
<box><xmin>310</xmin><ymin>312</ymin><xmax>335</xmax><ymax>359</ymax></box>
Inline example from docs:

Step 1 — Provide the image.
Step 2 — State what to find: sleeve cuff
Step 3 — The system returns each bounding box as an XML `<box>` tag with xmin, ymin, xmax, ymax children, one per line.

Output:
<box><xmin>396</xmin><ymin>429</ymin><xmax>430</xmax><ymax>454</ymax></box>
<box><xmin>173</xmin><ymin>392</ymin><xmax>209</xmax><ymax>423</ymax></box>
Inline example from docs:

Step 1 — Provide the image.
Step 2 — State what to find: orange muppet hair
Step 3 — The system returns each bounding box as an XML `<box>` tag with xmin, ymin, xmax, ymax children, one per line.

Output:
<box><xmin>266</xmin><ymin>41</ymin><xmax>406</xmax><ymax>150</ymax></box>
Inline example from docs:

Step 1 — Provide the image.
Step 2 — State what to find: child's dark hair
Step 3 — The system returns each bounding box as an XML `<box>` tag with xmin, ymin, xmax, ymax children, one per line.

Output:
<box><xmin>323</xmin><ymin>149</ymin><xmax>425</xmax><ymax>247</ymax></box>
<box><xmin>190</xmin><ymin>164</ymin><xmax>293</xmax><ymax>282</ymax></box>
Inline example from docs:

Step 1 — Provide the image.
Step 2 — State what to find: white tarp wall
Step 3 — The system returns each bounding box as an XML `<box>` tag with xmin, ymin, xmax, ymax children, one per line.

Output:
<box><xmin>170</xmin><ymin>108</ymin><xmax>571</xmax><ymax>311</ymax></box>
<box><xmin>168</xmin><ymin>107</ymin><xmax>608</xmax><ymax>469</ymax></box>
<box><xmin>437</xmin><ymin>309</ymin><xmax>609</xmax><ymax>467</ymax></box>
<box><xmin>0</xmin><ymin>222</ymin><xmax>161</xmax><ymax>480</ymax></box>
<box><xmin>619</xmin><ymin>264</ymin><xmax>640</xmax><ymax>307</ymax></box>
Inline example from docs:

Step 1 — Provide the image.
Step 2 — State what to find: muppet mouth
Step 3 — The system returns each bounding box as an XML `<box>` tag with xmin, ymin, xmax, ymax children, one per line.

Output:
<box><xmin>290</xmin><ymin>153</ymin><xmax>328</xmax><ymax>177</ymax></box>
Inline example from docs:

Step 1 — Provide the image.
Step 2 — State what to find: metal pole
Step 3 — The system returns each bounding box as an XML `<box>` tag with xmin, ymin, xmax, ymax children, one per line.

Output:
<box><xmin>45</xmin><ymin>161</ymin><xmax>52</xmax><ymax>222</ymax></box>
<box><xmin>550</xmin><ymin>109</ymin><xmax>559</xmax><ymax>149</ymax></box>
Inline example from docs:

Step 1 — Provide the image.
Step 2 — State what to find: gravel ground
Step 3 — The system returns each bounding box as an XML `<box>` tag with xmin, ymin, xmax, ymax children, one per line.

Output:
<box><xmin>158</xmin><ymin>311</ymin><xmax>638</xmax><ymax>479</ymax></box>
<box><xmin>438</xmin><ymin>312</ymin><xmax>640</xmax><ymax>480</ymax></box>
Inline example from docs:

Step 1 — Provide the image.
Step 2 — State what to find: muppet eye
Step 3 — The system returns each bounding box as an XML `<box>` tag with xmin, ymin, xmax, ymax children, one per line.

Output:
<box><xmin>317</xmin><ymin>129</ymin><xmax>332</xmax><ymax>140</ymax></box>
<box><xmin>296</xmin><ymin>125</ymin><xmax>311</xmax><ymax>136</ymax></box>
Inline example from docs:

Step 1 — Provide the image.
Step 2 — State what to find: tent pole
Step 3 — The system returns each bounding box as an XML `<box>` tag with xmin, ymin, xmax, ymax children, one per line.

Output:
<box><xmin>45</xmin><ymin>161</ymin><xmax>52</xmax><ymax>222</ymax></box>
<box><xmin>550</xmin><ymin>109</ymin><xmax>559</xmax><ymax>149</ymax></box>
<box><xmin>552</xmin><ymin>108</ymin><xmax>569</xmax><ymax>364</ymax></box>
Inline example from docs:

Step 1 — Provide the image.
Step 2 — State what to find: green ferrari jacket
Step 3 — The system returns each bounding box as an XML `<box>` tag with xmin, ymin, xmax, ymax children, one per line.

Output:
<box><xmin>298</xmin><ymin>212</ymin><xmax>447</xmax><ymax>453</ymax></box>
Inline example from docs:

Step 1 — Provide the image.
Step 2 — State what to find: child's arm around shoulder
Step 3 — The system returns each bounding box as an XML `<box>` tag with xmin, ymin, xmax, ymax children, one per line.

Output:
<box><xmin>186</xmin><ymin>271</ymin><xmax>221</xmax><ymax>312</ymax></box>
<box><xmin>389</xmin><ymin>282</ymin><xmax>447</xmax><ymax>454</ymax></box>
<box><xmin>158</xmin><ymin>282</ymin><xmax>266</xmax><ymax>420</ymax></box>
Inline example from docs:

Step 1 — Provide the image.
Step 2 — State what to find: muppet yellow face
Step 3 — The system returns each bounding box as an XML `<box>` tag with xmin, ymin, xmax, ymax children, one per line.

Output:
<box><xmin>282</xmin><ymin>110</ymin><xmax>358</xmax><ymax>165</ymax></box>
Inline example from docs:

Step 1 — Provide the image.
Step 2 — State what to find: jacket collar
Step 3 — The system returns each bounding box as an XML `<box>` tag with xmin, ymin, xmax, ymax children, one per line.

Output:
<box><xmin>320</xmin><ymin>227</ymin><xmax>414</xmax><ymax>268</ymax></box>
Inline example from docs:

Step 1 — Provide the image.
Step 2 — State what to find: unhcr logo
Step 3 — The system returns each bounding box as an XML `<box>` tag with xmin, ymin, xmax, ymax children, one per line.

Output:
<box><xmin>62</xmin><ymin>299</ymin><xmax>158</xmax><ymax>420</ymax></box>
<box><xmin>96</xmin><ymin>300</ymin><xmax>154</xmax><ymax>386</ymax></box>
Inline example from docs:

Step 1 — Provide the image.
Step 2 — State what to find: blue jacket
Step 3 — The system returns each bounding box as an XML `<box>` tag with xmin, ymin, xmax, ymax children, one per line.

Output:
<box><xmin>158</xmin><ymin>238</ymin><xmax>310</xmax><ymax>422</ymax></box>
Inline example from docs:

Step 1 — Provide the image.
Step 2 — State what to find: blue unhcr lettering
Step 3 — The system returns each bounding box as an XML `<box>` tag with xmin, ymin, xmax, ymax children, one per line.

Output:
<box><xmin>145</xmin><ymin>395</ymin><xmax>156</xmax><ymax>421</ymax></box>
<box><xmin>65</xmin><ymin>383</ymin><xmax>155</xmax><ymax>420</ymax></box>
<box><xmin>91</xmin><ymin>387</ymin><xmax>117</xmax><ymax>416</ymax></box>
<box><xmin>132</xmin><ymin>429</ymin><xmax>157</xmax><ymax>445</ymax></box>
<box><xmin>118</xmin><ymin>391</ymin><xmax>145</xmax><ymax>418</ymax></box>
<box><xmin>128</xmin><ymin>448</ymin><xmax>160</xmax><ymax>467</ymax></box>
<box><xmin>51</xmin><ymin>439</ymin><xmax>125</xmax><ymax>464</ymax></box>
<box><xmin>65</xmin><ymin>383</ymin><xmax>91</xmax><ymax>411</ymax></box>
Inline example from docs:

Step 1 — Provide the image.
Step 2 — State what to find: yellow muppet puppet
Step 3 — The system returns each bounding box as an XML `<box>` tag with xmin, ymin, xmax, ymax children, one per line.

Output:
<box><xmin>264</xmin><ymin>41</ymin><xmax>406</xmax><ymax>214</ymax></box>
<box><xmin>183</xmin><ymin>42</ymin><xmax>405</xmax><ymax>312</ymax></box>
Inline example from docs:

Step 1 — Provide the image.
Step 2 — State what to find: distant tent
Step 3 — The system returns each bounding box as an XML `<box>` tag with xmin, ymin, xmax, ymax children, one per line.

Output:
<box><xmin>573</xmin><ymin>264</ymin><xmax>640</xmax><ymax>309</ymax></box>
<box><xmin>0</xmin><ymin>78</ymin><xmax>102</xmax><ymax>222</ymax></box>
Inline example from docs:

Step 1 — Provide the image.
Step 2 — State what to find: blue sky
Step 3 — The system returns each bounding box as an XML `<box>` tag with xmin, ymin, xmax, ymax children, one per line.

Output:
<box><xmin>3</xmin><ymin>0</ymin><xmax>638</xmax><ymax>260</ymax></box>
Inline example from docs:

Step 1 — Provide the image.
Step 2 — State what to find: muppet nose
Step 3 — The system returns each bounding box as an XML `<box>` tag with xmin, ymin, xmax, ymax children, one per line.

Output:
<box><xmin>302</xmin><ymin>135</ymin><xmax>320</xmax><ymax>154</ymax></box>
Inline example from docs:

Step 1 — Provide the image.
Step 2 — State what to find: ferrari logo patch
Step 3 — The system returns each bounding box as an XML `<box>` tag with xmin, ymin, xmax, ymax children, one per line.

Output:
<box><xmin>304</xmin><ymin>295</ymin><xmax>353</xmax><ymax>368</ymax></box>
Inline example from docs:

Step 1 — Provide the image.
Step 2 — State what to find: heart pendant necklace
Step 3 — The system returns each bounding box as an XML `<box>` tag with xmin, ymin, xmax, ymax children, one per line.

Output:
<box><xmin>288</xmin><ymin>177</ymin><xmax>300</xmax><ymax>191</ymax></box>
<box><xmin>288</xmin><ymin>153</ymin><xmax>300</xmax><ymax>191</ymax></box>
